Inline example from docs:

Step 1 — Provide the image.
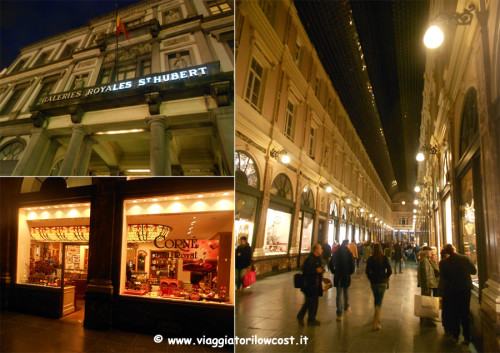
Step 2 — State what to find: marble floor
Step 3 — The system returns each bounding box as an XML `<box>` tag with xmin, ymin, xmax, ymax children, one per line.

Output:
<box><xmin>0</xmin><ymin>311</ymin><xmax>229</xmax><ymax>352</ymax></box>
<box><xmin>235</xmin><ymin>261</ymin><xmax>478</xmax><ymax>353</ymax></box>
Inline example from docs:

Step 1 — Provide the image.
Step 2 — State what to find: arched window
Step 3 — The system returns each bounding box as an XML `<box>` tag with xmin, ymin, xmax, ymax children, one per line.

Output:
<box><xmin>330</xmin><ymin>202</ymin><xmax>338</xmax><ymax>217</ymax></box>
<box><xmin>235</xmin><ymin>151</ymin><xmax>259</xmax><ymax>188</ymax></box>
<box><xmin>0</xmin><ymin>139</ymin><xmax>25</xmax><ymax>160</ymax></box>
<box><xmin>300</xmin><ymin>188</ymin><xmax>314</xmax><ymax>208</ymax></box>
<box><xmin>341</xmin><ymin>206</ymin><xmax>347</xmax><ymax>220</ymax></box>
<box><xmin>459</xmin><ymin>88</ymin><xmax>479</xmax><ymax>158</ymax></box>
<box><xmin>271</xmin><ymin>173</ymin><xmax>293</xmax><ymax>200</ymax></box>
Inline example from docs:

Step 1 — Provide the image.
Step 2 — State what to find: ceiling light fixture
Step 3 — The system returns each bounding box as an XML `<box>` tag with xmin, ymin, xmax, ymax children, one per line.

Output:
<box><xmin>414</xmin><ymin>186</ymin><xmax>421</xmax><ymax>193</ymax></box>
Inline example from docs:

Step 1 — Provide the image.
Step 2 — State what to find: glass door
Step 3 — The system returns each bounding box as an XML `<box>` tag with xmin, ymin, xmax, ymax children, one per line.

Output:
<box><xmin>62</xmin><ymin>244</ymin><xmax>89</xmax><ymax>317</ymax></box>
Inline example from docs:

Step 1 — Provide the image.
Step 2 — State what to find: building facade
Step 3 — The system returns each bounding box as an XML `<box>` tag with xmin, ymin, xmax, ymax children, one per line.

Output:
<box><xmin>0</xmin><ymin>177</ymin><xmax>235</xmax><ymax>337</ymax></box>
<box><xmin>235</xmin><ymin>0</ymin><xmax>393</xmax><ymax>275</ymax></box>
<box><xmin>0</xmin><ymin>0</ymin><xmax>234</xmax><ymax>176</ymax></box>
<box><xmin>417</xmin><ymin>0</ymin><xmax>500</xmax><ymax>350</ymax></box>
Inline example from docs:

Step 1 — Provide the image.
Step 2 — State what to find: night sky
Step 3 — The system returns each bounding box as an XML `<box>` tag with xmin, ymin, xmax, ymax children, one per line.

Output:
<box><xmin>0</xmin><ymin>0</ymin><xmax>139</xmax><ymax>70</ymax></box>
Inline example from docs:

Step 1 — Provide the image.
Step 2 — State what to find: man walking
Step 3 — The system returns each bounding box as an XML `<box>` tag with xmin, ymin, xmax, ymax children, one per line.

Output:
<box><xmin>297</xmin><ymin>244</ymin><xmax>323</xmax><ymax>326</ymax></box>
<box><xmin>392</xmin><ymin>242</ymin><xmax>403</xmax><ymax>274</ymax></box>
<box><xmin>329</xmin><ymin>240</ymin><xmax>355</xmax><ymax>322</ymax></box>
<box><xmin>417</xmin><ymin>246</ymin><xmax>438</xmax><ymax>326</ymax></box>
<box><xmin>440</xmin><ymin>244</ymin><xmax>477</xmax><ymax>344</ymax></box>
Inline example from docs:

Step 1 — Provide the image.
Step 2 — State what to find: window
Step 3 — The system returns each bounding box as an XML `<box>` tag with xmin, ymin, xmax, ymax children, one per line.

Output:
<box><xmin>0</xmin><ymin>140</ymin><xmax>25</xmax><ymax>160</ymax></box>
<box><xmin>258</xmin><ymin>0</ymin><xmax>276</xmax><ymax>25</ymax></box>
<box><xmin>60</xmin><ymin>43</ymin><xmax>77</xmax><ymax>59</ymax></box>
<box><xmin>98</xmin><ymin>67</ymin><xmax>113</xmax><ymax>85</ymax></box>
<box><xmin>270</xmin><ymin>173</ymin><xmax>293</xmax><ymax>200</ymax></box>
<box><xmin>11</xmin><ymin>59</ymin><xmax>26</xmax><ymax>73</ymax></box>
<box><xmin>70</xmin><ymin>73</ymin><xmax>89</xmax><ymax>90</ymax></box>
<box><xmin>0</xmin><ymin>86</ymin><xmax>27</xmax><ymax>115</ymax></box>
<box><xmin>206</xmin><ymin>0</ymin><xmax>232</xmax><ymax>15</ymax></box>
<box><xmin>117</xmin><ymin>64</ymin><xmax>136</xmax><ymax>81</ymax></box>
<box><xmin>140</xmin><ymin>59</ymin><xmax>152</xmax><ymax>76</ymax></box>
<box><xmin>34</xmin><ymin>51</ymin><xmax>51</xmax><ymax>67</ymax></box>
<box><xmin>284</xmin><ymin>100</ymin><xmax>296</xmax><ymax>141</ymax></box>
<box><xmin>308</xmin><ymin>127</ymin><xmax>316</xmax><ymax>157</ymax></box>
<box><xmin>163</xmin><ymin>8</ymin><xmax>182</xmax><ymax>24</ymax></box>
<box><xmin>235</xmin><ymin>151</ymin><xmax>259</xmax><ymax>188</ymax></box>
<box><xmin>50</xmin><ymin>159</ymin><xmax>63</xmax><ymax>176</ymax></box>
<box><xmin>33</xmin><ymin>80</ymin><xmax>57</xmax><ymax>105</ymax></box>
<box><xmin>294</xmin><ymin>43</ymin><xmax>301</xmax><ymax>66</ymax></box>
<box><xmin>245</xmin><ymin>58</ymin><xmax>265</xmax><ymax>112</ymax></box>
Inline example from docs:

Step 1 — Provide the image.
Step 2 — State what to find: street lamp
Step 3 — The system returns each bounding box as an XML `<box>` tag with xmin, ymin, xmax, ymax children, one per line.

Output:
<box><xmin>416</xmin><ymin>145</ymin><xmax>438</xmax><ymax>162</ymax></box>
<box><xmin>270</xmin><ymin>149</ymin><xmax>290</xmax><ymax>164</ymax></box>
<box><xmin>424</xmin><ymin>4</ymin><xmax>476</xmax><ymax>49</ymax></box>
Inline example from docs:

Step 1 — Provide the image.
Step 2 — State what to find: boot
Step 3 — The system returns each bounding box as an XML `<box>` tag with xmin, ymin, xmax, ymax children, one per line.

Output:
<box><xmin>373</xmin><ymin>306</ymin><xmax>382</xmax><ymax>330</ymax></box>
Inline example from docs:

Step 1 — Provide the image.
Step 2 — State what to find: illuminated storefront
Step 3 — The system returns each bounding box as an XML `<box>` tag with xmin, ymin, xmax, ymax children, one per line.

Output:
<box><xmin>2</xmin><ymin>177</ymin><xmax>234</xmax><ymax>337</ymax></box>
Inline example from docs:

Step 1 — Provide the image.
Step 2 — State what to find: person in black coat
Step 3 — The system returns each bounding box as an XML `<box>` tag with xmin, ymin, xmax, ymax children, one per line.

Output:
<box><xmin>366</xmin><ymin>243</ymin><xmax>392</xmax><ymax>330</ymax></box>
<box><xmin>392</xmin><ymin>242</ymin><xmax>403</xmax><ymax>274</ymax></box>
<box><xmin>329</xmin><ymin>239</ymin><xmax>354</xmax><ymax>321</ymax></box>
<box><xmin>235</xmin><ymin>236</ymin><xmax>252</xmax><ymax>291</ymax></box>
<box><xmin>439</xmin><ymin>244</ymin><xmax>477</xmax><ymax>344</ymax></box>
<box><xmin>297</xmin><ymin>243</ymin><xmax>323</xmax><ymax>326</ymax></box>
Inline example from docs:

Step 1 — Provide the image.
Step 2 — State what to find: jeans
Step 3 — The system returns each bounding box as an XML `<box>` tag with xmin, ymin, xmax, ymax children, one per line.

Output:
<box><xmin>371</xmin><ymin>283</ymin><xmax>387</xmax><ymax>307</ymax></box>
<box><xmin>235</xmin><ymin>268</ymin><xmax>247</xmax><ymax>290</ymax></box>
<box><xmin>394</xmin><ymin>259</ymin><xmax>402</xmax><ymax>273</ymax></box>
<box><xmin>336</xmin><ymin>286</ymin><xmax>349</xmax><ymax>316</ymax></box>
<box><xmin>297</xmin><ymin>295</ymin><xmax>319</xmax><ymax>322</ymax></box>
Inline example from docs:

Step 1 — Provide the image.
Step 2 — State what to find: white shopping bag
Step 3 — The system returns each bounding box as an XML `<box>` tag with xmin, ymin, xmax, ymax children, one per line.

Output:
<box><xmin>414</xmin><ymin>294</ymin><xmax>439</xmax><ymax>318</ymax></box>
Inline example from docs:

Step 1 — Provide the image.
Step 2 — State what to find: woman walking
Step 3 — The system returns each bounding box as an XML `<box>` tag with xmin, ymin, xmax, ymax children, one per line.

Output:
<box><xmin>366</xmin><ymin>243</ymin><xmax>392</xmax><ymax>330</ymax></box>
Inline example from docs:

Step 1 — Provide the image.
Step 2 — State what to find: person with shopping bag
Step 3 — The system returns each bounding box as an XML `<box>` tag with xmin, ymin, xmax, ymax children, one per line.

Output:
<box><xmin>235</xmin><ymin>236</ymin><xmax>252</xmax><ymax>292</ymax></box>
<box><xmin>297</xmin><ymin>244</ymin><xmax>323</xmax><ymax>326</ymax></box>
<box><xmin>417</xmin><ymin>246</ymin><xmax>439</xmax><ymax>326</ymax></box>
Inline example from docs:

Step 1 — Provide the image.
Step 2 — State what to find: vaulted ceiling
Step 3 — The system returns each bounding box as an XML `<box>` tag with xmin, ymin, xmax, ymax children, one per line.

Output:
<box><xmin>295</xmin><ymin>0</ymin><xmax>430</xmax><ymax>197</ymax></box>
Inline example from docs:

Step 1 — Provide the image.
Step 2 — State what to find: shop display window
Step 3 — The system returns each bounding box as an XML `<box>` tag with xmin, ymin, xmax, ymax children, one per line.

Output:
<box><xmin>17</xmin><ymin>203</ymin><xmax>90</xmax><ymax>288</ymax></box>
<box><xmin>121</xmin><ymin>191</ymin><xmax>234</xmax><ymax>305</ymax></box>
<box><xmin>263</xmin><ymin>208</ymin><xmax>291</xmax><ymax>255</ymax></box>
<box><xmin>354</xmin><ymin>226</ymin><xmax>360</xmax><ymax>243</ymax></box>
<box><xmin>327</xmin><ymin>219</ymin><xmax>336</xmax><ymax>246</ymax></box>
<box><xmin>460</xmin><ymin>168</ymin><xmax>479</xmax><ymax>288</ymax></box>
<box><xmin>235</xmin><ymin>192</ymin><xmax>257</xmax><ymax>246</ymax></box>
<box><xmin>300</xmin><ymin>214</ymin><xmax>313</xmax><ymax>253</ymax></box>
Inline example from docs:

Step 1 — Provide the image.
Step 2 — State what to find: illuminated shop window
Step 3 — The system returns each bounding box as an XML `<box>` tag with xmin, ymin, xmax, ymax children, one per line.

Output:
<box><xmin>300</xmin><ymin>188</ymin><xmax>314</xmax><ymax>208</ymax></box>
<box><xmin>17</xmin><ymin>203</ymin><xmax>91</xmax><ymax>291</ymax></box>
<box><xmin>235</xmin><ymin>151</ymin><xmax>259</xmax><ymax>188</ymax></box>
<box><xmin>0</xmin><ymin>140</ymin><xmax>25</xmax><ymax>160</ymax></box>
<box><xmin>121</xmin><ymin>192</ymin><xmax>234</xmax><ymax>304</ymax></box>
<box><xmin>245</xmin><ymin>58</ymin><xmax>265</xmax><ymax>112</ymax></box>
<box><xmin>207</xmin><ymin>0</ymin><xmax>232</xmax><ymax>15</ymax></box>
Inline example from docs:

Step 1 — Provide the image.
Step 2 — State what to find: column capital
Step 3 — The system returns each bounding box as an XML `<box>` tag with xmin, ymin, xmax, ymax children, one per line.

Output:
<box><xmin>71</xmin><ymin>124</ymin><xmax>90</xmax><ymax>135</ymax></box>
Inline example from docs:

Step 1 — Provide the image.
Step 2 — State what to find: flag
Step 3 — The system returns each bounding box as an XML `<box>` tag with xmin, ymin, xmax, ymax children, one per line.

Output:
<box><xmin>116</xmin><ymin>14</ymin><xmax>130</xmax><ymax>40</ymax></box>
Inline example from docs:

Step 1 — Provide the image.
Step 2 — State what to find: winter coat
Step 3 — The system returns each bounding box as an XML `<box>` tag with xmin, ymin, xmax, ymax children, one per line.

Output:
<box><xmin>329</xmin><ymin>245</ymin><xmax>355</xmax><ymax>287</ymax></box>
<box><xmin>440</xmin><ymin>253</ymin><xmax>477</xmax><ymax>294</ymax></box>
<box><xmin>235</xmin><ymin>244</ymin><xmax>252</xmax><ymax>270</ymax></box>
<box><xmin>301</xmin><ymin>253</ymin><xmax>323</xmax><ymax>297</ymax></box>
<box><xmin>392</xmin><ymin>243</ymin><xmax>403</xmax><ymax>261</ymax></box>
<box><xmin>417</xmin><ymin>255</ymin><xmax>438</xmax><ymax>290</ymax></box>
<box><xmin>366</xmin><ymin>255</ymin><xmax>392</xmax><ymax>284</ymax></box>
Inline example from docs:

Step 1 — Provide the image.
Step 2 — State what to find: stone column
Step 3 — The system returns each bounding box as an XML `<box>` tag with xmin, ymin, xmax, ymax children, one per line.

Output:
<box><xmin>146</xmin><ymin>115</ymin><xmax>171</xmax><ymax>176</ymax></box>
<box><xmin>213</xmin><ymin>106</ymin><xmax>234</xmax><ymax>175</ymax></box>
<box><xmin>58</xmin><ymin>125</ymin><xmax>89</xmax><ymax>176</ymax></box>
<box><xmin>11</xmin><ymin>128</ymin><xmax>51</xmax><ymax>176</ymax></box>
<box><xmin>36</xmin><ymin>139</ymin><xmax>61</xmax><ymax>176</ymax></box>
<box><xmin>151</xmin><ymin>39</ymin><xmax>161</xmax><ymax>73</ymax></box>
<box><xmin>84</xmin><ymin>179</ymin><xmax>119</xmax><ymax>330</ymax></box>
<box><xmin>74</xmin><ymin>137</ymin><xmax>97</xmax><ymax>176</ymax></box>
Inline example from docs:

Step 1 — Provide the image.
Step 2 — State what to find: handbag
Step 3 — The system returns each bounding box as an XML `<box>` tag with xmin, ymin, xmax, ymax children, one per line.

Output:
<box><xmin>294</xmin><ymin>273</ymin><xmax>305</xmax><ymax>289</ymax></box>
<box><xmin>321</xmin><ymin>277</ymin><xmax>333</xmax><ymax>291</ymax></box>
<box><xmin>242</xmin><ymin>270</ymin><xmax>256</xmax><ymax>288</ymax></box>
<box><xmin>414</xmin><ymin>294</ymin><xmax>439</xmax><ymax>318</ymax></box>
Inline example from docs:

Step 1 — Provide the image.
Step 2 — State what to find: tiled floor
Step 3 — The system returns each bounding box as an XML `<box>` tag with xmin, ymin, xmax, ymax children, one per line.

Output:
<box><xmin>235</xmin><ymin>261</ymin><xmax>478</xmax><ymax>353</ymax></box>
<box><xmin>0</xmin><ymin>311</ymin><xmax>230</xmax><ymax>352</ymax></box>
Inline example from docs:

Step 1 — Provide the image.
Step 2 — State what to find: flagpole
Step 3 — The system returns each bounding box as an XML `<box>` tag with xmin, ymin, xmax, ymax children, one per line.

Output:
<box><xmin>115</xmin><ymin>2</ymin><xmax>119</xmax><ymax>83</ymax></box>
